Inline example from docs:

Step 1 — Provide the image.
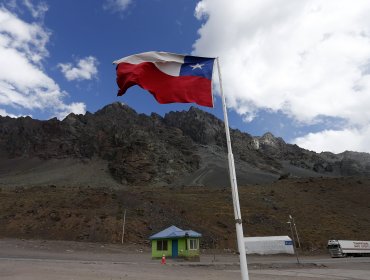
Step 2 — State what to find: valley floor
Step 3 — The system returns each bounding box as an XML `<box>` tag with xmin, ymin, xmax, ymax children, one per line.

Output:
<box><xmin>1</xmin><ymin>239</ymin><xmax>369</xmax><ymax>280</ymax></box>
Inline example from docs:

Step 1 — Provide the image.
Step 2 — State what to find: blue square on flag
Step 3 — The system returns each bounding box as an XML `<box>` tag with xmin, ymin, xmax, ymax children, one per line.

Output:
<box><xmin>180</xmin><ymin>56</ymin><xmax>215</xmax><ymax>79</ymax></box>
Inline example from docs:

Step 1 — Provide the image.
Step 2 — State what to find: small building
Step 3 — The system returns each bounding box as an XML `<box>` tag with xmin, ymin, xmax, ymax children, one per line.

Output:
<box><xmin>244</xmin><ymin>236</ymin><xmax>294</xmax><ymax>255</ymax></box>
<box><xmin>149</xmin><ymin>225</ymin><xmax>202</xmax><ymax>260</ymax></box>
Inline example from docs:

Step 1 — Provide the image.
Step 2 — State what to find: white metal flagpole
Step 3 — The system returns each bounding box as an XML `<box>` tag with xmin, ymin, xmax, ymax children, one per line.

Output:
<box><xmin>216</xmin><ymin>57</ymin><xmax>249</xmax><ymax>280</ymax></box>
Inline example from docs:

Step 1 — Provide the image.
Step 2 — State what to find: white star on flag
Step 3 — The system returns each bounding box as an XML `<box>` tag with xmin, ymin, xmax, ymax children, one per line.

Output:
<box><xmin>190</xmin><ymin>63</ymin><xmax>204</xmax><ymax>70</ymax></box>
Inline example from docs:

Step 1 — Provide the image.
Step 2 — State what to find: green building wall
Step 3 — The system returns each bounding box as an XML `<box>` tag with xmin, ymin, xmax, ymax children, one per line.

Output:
<box><xmin>151</xmin><ymin>238</ymin><xmax>200</xmax><ymax>259</ymax></box>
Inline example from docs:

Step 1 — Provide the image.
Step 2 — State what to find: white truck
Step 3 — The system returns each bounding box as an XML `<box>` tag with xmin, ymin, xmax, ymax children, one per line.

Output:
<box><xmin>327</xmin><ymin>240</ymin><xmax>370</xmax><ymax>257</ymax></box>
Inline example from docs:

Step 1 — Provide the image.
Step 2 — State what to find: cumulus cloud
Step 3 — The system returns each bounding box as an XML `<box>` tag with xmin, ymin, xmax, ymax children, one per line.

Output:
<box><xmin>294</xmin><ymin>128</ymin><xmax>370</xmax><ymax>153</ymax></box>
<box><xmin>103</xmin><ymin>0</ymin><xmax>132</xmax><ymax>13</ymax></box>
<box><xmin>193</xmin><ymin>0</ymin><xmax>370</xmax><ymax>153</ymax></box>
<box><xmin>58</xmin><ymin>56</ymin><xmax>99</xmax><ymax>81</ymax></box>
<box><xmin>0</xmin><ymin>7</ymin><xmax>85</xmax><ymax>119</ymax></box>
<box><xmin>56</xmin><ymin>102</ymin><xmax>87</xmax><ymax>120</ymax></box>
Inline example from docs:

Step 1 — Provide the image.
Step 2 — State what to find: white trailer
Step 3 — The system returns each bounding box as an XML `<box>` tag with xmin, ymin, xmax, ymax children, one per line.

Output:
<box><xmin>244</xmin><ymin>236</ymin><xmax>294</xmax><ymax>255</ymax></box>
<box><xmin>327</xmin><ymin>240</ymin><xmax>370</xmax><ymax>257</ymax></box>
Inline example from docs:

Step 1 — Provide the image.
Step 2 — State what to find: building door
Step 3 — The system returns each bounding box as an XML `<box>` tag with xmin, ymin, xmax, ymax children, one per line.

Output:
<box><xmin>172</xmin><ymin>239</ymin><xmax>178</xmax><ymax>257</ymax></box>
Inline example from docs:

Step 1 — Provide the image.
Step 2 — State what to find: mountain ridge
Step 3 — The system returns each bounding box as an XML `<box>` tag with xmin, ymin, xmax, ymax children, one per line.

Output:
<box><xmin>1</xmin><ymin>102</ymin><xmax>370</xmax><ymax>187</ymax></box>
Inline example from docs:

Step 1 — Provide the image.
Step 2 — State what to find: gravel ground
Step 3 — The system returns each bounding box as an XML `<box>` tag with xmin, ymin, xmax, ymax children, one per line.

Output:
<box><xmin>0</xmin><ymin>239</ymin><xmax>369</xmax><ymax>280</ymax></box>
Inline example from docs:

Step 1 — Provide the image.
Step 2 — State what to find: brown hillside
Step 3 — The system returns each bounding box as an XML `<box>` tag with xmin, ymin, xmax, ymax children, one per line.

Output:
<box><xmin>0</xmin><ymin>176</ymin><xmax>369</xmax><ymax>252</ymax></box>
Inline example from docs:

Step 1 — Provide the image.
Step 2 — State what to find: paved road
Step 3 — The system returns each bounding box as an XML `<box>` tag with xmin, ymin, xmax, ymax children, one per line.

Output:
<box><xmin>0</xmin><ymin>239</ymin><xmax>369</xmax><ymax>280</ymax></box>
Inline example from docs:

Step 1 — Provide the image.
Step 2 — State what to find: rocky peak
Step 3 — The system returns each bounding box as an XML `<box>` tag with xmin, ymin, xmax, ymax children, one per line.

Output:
<box><xmin>251</xmin><ymin>138</ymin><xmax>260</xmax><ymax>150</ymax></box>
<box><xmin>63</xmin><ymin>113</ymin><xmax>79</xmax><ymax>124</ymax></box>
<box><xmin>95</xmin><ymin>102</ymin><xmax>137</xmax><ymax>117</ymax></box>
<box><xmin>150</xmin><ymin>112</ymin><xmax>164</xmax><ymax>126</ymax></box>
<box><xmin>164</xmin><ymin>107</ymin><xmax>225</xmax><ymax>145</ymax></box>
<box><xmin>259</xmin><ymin>132</ymin><xmax>286</xmax><ymax>147</ymax></box>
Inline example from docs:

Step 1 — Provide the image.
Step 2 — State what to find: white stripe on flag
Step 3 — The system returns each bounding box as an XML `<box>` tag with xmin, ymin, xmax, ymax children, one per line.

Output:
<box><xmin>113</xmin><ymin>51</ymin><xmax>185</xmax><ymax>76</ymax></box>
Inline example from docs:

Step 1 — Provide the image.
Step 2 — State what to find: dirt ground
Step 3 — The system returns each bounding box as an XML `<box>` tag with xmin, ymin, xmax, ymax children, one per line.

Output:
<box><xmin>0</xmin><ymin>239</ymin><xmax>369</xmax><ymax>280</ymax></box>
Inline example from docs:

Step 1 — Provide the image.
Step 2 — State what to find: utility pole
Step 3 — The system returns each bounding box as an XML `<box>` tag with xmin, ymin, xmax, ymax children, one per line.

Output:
<box><xmin>289</xmin><ymin>215</ymin><xmax>301</xmax><ymax>249</ymax></box>
<box><xmin>121</xmin><ymin>209</ymin><xmax>126</xmax><ymax>244</ymax></box>
<box><xmin>287</xmin><ymin>220</ymin><xmax>300</xmax><ymax>264</ymax></box>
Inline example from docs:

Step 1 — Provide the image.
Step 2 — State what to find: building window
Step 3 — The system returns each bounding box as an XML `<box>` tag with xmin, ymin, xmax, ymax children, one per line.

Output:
<box><xmin>189</xmin><ymin>239</ymin><xmax>198</xmax><ymax>250</ymax></box>
<box><xmin>157</xmin><ymin>240</ymin><xmax>168</xmax><ymax>251</ymax></box>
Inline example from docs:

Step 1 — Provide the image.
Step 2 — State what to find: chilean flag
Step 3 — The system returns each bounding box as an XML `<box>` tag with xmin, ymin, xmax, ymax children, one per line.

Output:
<box><xmin>113</xmin><ymin>52</ymin><xmax>215</xmax><ymax>107</ymax></box>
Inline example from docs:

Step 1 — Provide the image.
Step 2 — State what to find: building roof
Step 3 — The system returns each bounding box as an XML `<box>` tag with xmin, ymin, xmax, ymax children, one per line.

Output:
<box><xmin>149</xmin><ymin>225</ymin><xmax>202</xmax><ymax>240</ymax></box>
<box><xmin>244</xmin><ymin>236</ymin><xmax>292</xmax><ymax>242</ymax></box>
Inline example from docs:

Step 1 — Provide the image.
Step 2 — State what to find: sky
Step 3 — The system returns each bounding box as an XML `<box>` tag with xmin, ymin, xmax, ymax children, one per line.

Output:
<box><xmin>1</xmin><ymin>0</ymin><xmax>370</xmax><ymax>154</ymax></box>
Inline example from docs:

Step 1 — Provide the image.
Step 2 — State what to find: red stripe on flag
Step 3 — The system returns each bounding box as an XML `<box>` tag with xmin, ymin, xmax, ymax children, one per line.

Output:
<box><xmin>116</xmin><ymin>62</ymin><xmax>213</xmax><ymax>107</ymax></box>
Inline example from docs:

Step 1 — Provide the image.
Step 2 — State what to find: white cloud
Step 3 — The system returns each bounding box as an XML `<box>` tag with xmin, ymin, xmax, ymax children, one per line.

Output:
<box><xmin>57</xmin><ymin>102</ymin><xmax>86</xmax><ymax>120</ymax></box>
<box><xmin>294</xmin><ymin>128</ymin><xmax>370</xmax><ymax>153</ymax></box>
<box><xmin>23</xmin><ymin>0</ymin><xmax>48</xmax><ymax>19</ymax></box>
<box><xmin>193</xmin><ymin>0</ymin><xmax>370</xmax><ymax>153</ymax></box>
<box><xmin>103</xmin><ymin>0</ymin><xmax>132</xmax><ymax>13</ymax></box>
<box><xmin>0</xmin><ymin>7</ymin><xmax>85</xmax><ymax>119</ymax></box>
<box><xmin>58</xmin><ymin>56</ymin><xmax>99</xmax><ymax>81</ymax></box>
<box><xmin>0</xmin><ymin>108</ymin><xmax>25</xmax><ymax>118</ymax></box>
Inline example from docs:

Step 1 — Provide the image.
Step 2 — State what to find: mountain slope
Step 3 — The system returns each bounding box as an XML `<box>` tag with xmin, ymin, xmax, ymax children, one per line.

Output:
<box><xmin>1</xmin><ymin>102</ymin><xmax>370</xmax><ymax>187</ymax></box>
<box><xmin>1</xmin><ymin>176</ymin><xmax>369</xmax><ymax>250</ymax></box>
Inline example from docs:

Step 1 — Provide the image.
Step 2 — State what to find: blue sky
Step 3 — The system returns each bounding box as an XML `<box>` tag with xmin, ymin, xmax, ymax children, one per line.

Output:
<box><xmin>45</xmin><ymin>0</ymin><xmax>205</xmax><ymax>115</ymax></box>
<box><xmin>2</xmin><ymin>0</ymin><xmax>370</xmax><ymax>153</ymax></box>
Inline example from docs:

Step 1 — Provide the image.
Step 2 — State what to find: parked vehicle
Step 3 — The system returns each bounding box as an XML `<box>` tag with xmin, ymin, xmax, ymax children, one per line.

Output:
<box><xmin>327</xmin><ymin>240</ymin><xmax>370</xmax><ymax>257</ymax></box>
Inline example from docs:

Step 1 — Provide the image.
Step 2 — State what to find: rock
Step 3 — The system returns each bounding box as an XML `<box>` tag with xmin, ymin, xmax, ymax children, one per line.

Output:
<box><xmin>1</xmin><ymin>103</ymin><xmax>370</xmax><ymax>187</ymax></box>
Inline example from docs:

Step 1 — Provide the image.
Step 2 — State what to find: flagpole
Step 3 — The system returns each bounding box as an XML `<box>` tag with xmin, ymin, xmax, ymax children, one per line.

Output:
<box><xmin>216</xmin><ymin>57</ymin><xmax>249</xmax><ymax>280</ymax></box>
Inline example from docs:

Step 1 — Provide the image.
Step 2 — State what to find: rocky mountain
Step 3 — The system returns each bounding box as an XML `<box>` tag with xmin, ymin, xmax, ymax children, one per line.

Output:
<box><xmin>1</xmin><ymin>102</ymin><xmax>370</xmax><ymax>187</ymax></box>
